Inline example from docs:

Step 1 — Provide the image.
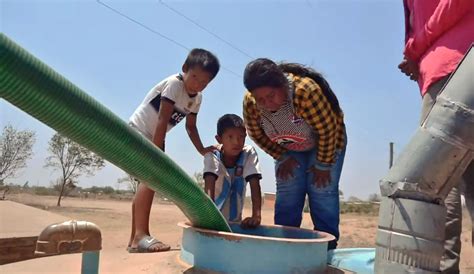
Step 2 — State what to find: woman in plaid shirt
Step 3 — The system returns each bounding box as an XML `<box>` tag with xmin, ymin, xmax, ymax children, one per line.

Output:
<box><xmin>243</xmin><ymin>58</ymin><xmax>346</xmax><ymax>249</ymax></box>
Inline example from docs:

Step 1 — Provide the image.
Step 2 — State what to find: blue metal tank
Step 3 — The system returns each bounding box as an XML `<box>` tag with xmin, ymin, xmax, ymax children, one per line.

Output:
<box><xmin>179</xmin><ymin>222</ymin><xmax>334</xmax><ymax>273</ymax></box>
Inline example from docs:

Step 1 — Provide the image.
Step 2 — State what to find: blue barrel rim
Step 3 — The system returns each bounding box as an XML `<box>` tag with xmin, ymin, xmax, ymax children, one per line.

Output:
<box><xmin>178</xmin><ymin>222</ymin><xmax>335</xmax><ymax>243</ymax></box>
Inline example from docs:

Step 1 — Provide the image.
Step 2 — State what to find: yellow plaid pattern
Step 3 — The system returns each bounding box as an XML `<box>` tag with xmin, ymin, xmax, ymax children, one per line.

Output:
<box><xmin>243</xmin><ymin>74</ymin><xmax>346</xmax><ymax>165</ymax></box>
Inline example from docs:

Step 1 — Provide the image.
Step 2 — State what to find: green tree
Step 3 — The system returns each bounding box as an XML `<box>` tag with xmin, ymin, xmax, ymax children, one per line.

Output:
<box><xmin>45</xmin><ymin>133</ymin><xmax>105</xmax><ymax>206</ymax></box>
<box><xmin>368</xmin><ymin>193</ymin><xmax>381</xmax><ymax>202</ymax></box>
<box><xmin>0</xmin><ymin>125</ymin><xmax>36</xmax><ymax>183</ymax></box>
<box><xmin>348</xmin><ymin>196</ymin><xmax>362</xmax><ymax>202</ymax></box>
<box><xmin>102</xmin><ymin>186</ymin><xmax>115</xmax><ymax>194</ymax></box>
<box><xmin>52</xmin><ymin>178</ymin><xmax>76</xmax><ymax>197</ymax></box>
<box><xmin>117</xmin><ymin>173</ymin><xmax>138</xmax><ymax>194</ymax></box>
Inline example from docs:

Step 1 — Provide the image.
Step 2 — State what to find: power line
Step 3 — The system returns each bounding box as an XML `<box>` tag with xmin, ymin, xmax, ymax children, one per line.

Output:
<box><xmin>97</xmin><ymin>0</ymin><xmax>189</xmax><ymax>50</ymax></box>
<box><xmin>96</xmin><ymin>0</ymin><xmax>241</xmax><ymax>78</ymax></box>
<box><xmin>158</xmin><ymin>0</ymin><xmax>254</xmax><ymax>60</ymax></box>
<box><xmin>221</xmin><ymin>67</ymin><xmax>242</xmax><ymax>78</ymax></box>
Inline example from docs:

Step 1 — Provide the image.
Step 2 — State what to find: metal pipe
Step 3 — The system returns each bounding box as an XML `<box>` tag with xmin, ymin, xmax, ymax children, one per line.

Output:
<box><xmin>81</xmin><ymin>251</ymin><xmax>100</xmax><ymax>274</ymax></box>
<box><xmin>375</xmin><ymin>46</ymin><xmax>474</xmax><ymax>273</ymax></box>
<box><xmin>35</xmin><ymin>220</ymin><xmax>102</xmax><ymax>256</ymax></box>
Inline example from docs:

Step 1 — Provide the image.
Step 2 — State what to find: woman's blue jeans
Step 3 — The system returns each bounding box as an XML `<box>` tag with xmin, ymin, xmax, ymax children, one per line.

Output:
<box><xmin>274</xmin><ymin>146</ymin><xmax>346</xmax><ymax>249</ymax></box>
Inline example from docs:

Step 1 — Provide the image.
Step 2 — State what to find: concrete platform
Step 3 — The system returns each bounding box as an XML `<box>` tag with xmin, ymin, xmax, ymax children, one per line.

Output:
<box><xmin>0</xmin><ymin>200</ymin><xmax>69</xmax><ymax>264</ymax></box>
<box><xmin>0</xmin><ymin>200</ymin><xmax>68</xmax><ymax>238</ymax></box>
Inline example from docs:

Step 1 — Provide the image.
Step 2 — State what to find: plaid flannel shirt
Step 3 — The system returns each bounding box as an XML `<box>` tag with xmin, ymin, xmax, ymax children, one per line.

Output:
<box><xmin>243</xmin><ymin>74</ymin><xmax>346</xmax><ymax>166</ymax></box>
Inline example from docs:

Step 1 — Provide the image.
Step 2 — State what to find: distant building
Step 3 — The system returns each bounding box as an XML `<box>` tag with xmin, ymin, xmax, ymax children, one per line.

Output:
<box><xmin>263</xmin><ymin>192</ymin><xmax>276</xmax><ymax>209</ymax></box>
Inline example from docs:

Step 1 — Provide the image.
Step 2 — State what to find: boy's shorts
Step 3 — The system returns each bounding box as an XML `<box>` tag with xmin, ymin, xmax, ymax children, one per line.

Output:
<box><xmin>128</xmin><ymin>122</ymin><xmax>165</xmax><ymax>151</ymax></box>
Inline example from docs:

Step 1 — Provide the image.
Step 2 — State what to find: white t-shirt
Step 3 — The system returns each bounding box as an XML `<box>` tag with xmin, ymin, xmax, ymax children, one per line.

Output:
<box><xmin>129</xmin><ymin>74</ymin><xmax>202</xmax><ymax>140</ymax></box>
<box><xmin>203</xmin><ymin>144</ymin><xmax>262</xmax><ymax>221</ymax></box>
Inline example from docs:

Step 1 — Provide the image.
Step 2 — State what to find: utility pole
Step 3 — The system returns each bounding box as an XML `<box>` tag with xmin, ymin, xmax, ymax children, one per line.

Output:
<box><xmin>389</xmin><ymin>142</ymin><xmax>394</xmax><ymax>168</ymax></box>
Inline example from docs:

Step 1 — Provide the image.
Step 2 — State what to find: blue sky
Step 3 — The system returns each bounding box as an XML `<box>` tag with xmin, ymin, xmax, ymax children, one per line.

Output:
<box><xmin>1</xmin><ymin>0</ymin><xmax>422</xmax><ymax>200</ymax></box>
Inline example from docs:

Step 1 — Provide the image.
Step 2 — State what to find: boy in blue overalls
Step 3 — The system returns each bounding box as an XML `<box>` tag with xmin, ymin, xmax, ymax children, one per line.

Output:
<box><xmin>203</xmin><ymin>114</ymin><xmax>262</xmax><ymax>228</ymax></box>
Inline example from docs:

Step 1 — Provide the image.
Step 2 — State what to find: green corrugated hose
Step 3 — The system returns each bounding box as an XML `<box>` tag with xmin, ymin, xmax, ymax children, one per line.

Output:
<box><xmin>0</xmin><ymin>34</ymin><xmax>231</xmax><ymax>232</ymax></box>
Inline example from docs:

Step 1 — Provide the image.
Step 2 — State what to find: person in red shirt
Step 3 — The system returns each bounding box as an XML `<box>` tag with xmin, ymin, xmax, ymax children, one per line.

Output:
<box><xmin>399</xmin><ymin>1</ymin><xmax>474</xmax><ymax>273</ymax></box>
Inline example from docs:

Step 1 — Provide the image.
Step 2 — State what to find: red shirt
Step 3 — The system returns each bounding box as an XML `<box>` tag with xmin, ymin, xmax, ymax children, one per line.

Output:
<box><xmin>404</xmin><ymin>0</ymin><xmax>474</xmax><ymax>95</ymax></box>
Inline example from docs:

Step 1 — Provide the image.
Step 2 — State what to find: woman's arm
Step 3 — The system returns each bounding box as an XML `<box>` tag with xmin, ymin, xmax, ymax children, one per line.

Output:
<box><xmin>294</xmin><ymin>78</ymin><xmax>338</xmax><ymax>168</ymax></box>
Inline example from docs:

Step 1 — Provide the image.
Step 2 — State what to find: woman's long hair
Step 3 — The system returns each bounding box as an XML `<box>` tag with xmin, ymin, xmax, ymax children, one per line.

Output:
<box><xmin>244</xmin><ymin>58</ymin><xmax>342</xmax><ymax>115</ymax></box>
<box><xmin>278</xmin><ymin>63</ymin><xmax>342</xmax><ymax>115</ymax></box>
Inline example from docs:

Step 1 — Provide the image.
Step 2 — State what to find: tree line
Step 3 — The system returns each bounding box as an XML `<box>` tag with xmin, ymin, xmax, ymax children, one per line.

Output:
<box><xmin>1</xmin><ymin>124</ymin><xmax>105</xmax><ymax>206</ymax></box>
<box><xmin>2</xmin><ymin>124</ymin><xmax>380</xmax><ymax>206</ymax></box>
<box><xmin>1</xmin><ymin>125</ymin><xmax>205</xmax><ymax>206</ymax></box>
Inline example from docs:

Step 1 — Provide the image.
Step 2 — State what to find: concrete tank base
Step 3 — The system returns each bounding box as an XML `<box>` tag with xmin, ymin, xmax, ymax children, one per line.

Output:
<box><xmin>179</xmin><ymin>222</ymin><xmax>335</xmax><ymax>273</ymax></box>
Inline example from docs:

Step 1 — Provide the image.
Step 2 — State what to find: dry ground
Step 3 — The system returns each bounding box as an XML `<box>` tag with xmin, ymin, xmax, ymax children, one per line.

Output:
<box><xmin>1</xmin><ymin>193</ymin><xmax>473</xmax><ymax>273</ymax></box>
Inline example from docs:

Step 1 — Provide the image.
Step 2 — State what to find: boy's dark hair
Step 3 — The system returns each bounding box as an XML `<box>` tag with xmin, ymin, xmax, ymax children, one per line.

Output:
<box><xmin>217</xmin><ymin>114</ymin><xmax>245</xmax><ymax>136</ymax></box>
<box><xmin>184</xmin><ymin>48</ymin><xmax>220</xmax><ymax>79</ymax></box>
<box><xmin>243</xmin><ymin>58</ymin><xmax>342</xmax><ymax>115</ymax></box>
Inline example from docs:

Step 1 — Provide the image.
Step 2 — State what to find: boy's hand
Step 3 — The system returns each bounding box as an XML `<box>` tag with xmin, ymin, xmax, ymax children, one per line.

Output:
<box><xmin>199</xmin><ymin>145</ymin><xmax>218</xmax><ymax>156</ymax></box>
<box><xmin>241</xmin><ymin>216</ymin><xmax>261</xmax><ymax>229</ymax></box>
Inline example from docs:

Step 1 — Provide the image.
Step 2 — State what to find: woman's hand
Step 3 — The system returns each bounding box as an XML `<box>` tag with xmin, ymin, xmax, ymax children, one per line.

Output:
<box><xmin>308</xmin><ymin>166</ymin><xmax>331</xmax><ymax>188</ymax></box>
<box><xmin>276</xmin><ymin>156</ymin><xmax>300</xmax><ymax>180</ymax></box>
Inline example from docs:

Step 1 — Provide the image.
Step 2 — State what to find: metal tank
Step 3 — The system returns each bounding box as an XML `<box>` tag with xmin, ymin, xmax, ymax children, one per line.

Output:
<box><xmin>375</xmin><ymin>46</ymin><xmax>474</xmax><ymax>273</ymax></box>
<box><xmin>179</xmin><ymin>222</ymin><xmax>335</xmax><ymax>273</ymax></box>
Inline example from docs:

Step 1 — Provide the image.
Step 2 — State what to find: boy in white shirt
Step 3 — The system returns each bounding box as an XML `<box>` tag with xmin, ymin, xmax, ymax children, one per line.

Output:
<box><xmin>128</xmin><ymin>49</ymin><xmax>220</xmax><ymax>253</ymax></box>
<box><xmin>203</xmin><ymin>114</ymin><xmax>262</xmax><ymax>228</ymax></box>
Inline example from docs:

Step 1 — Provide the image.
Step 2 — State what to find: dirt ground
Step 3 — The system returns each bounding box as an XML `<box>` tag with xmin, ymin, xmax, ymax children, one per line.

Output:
<box><xmin>1</xmin><ymin>193</ymin><xmax>473</xmax><ymax>274</ymax></box>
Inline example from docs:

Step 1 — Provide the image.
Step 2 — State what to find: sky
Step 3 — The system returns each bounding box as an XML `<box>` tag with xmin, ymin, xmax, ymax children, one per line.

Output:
<box><xmin>1</xmin><ymin>0</ymin><xmax>423</xmax><ymax>200</ymax></box>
